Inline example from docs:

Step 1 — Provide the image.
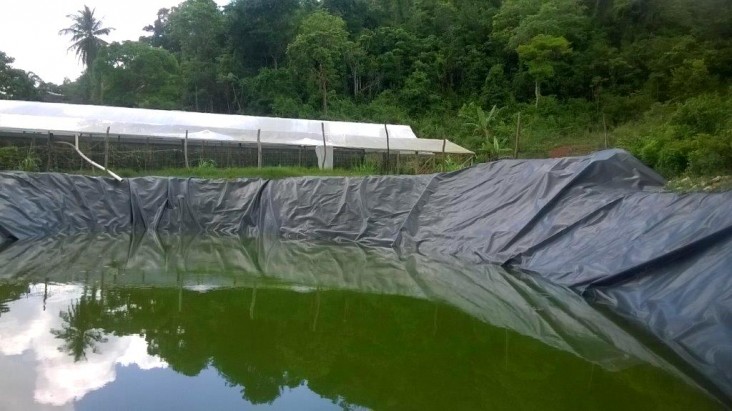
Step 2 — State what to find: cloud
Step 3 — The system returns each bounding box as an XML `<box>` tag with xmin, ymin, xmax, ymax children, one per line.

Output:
<box><xmin>0</xmin><ymin>284</ymin><xmax>167</xmax><ymax>408</ymax></box>
<box><xmin>0</xmin><ymin>0</ymin><xmax>229</xmax><ymax>84</ymax></box>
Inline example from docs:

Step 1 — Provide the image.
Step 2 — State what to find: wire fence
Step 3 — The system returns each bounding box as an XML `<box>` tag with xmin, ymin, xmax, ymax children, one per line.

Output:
<box><xmin>0</xmin><ymin>133</ymin><xmax>472</xmax><ymax>175</ymax></box>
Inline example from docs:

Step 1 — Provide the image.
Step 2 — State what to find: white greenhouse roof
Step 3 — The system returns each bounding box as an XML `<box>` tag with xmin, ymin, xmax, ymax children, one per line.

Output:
<box><xmin>0</xmin><ymin>101</ymin><xmax>473</xmax><ymax>155</ymax></box>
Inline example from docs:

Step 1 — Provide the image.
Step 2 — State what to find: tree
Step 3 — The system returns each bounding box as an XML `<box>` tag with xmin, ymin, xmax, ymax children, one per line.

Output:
<box><xmin>225</xmin><ymin>0</ymin><xmax>300</xmax><ymax>72</ymax></box>
<box><xmin>59</xmin><ymin>6</ymin><xmax>114</xmax><ymax>70</ymax></box>
<box><xmin>141</xmin><ymin>8</ymin><xmax>178</xmax><ymax>51</ymax></box>
<box><xmin>93</xmin><ymin>41</ymin><xmax>182</xmax><ymax>109</ymax></box>
<box><xmin>287</xmin><ymin>11</ymin><xmax>351</xmax><ymax>114</ymax></box>
<box><xmin>0</xmin><ymin>51</ymin><xmax>42</xmax><ymax>100</ymax></box>
<box><xmin>168</xmin><ymin>0</ymin><xmax>225</xmax><ymax>111</ymax></box>
<box><xmin>517</xmin><ymin>35</ymin><xmax>572</xmax><ymax>107</ymax></box>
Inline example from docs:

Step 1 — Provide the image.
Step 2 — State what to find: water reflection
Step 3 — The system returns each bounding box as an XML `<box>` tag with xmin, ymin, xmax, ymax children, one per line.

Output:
<box><xmin>51</xmin><ymin>286</ymin><xmax>108</xmax><ymax>362</ymax></box>
<box><xmin>0</xmin><ymin>234</ymin><xmax>724</xmax><ymax>410</ymax></box>
<box><xmin>0</xmin><ymin>284</ymin><xmax>167</xmax><ymax>407</ymax></box>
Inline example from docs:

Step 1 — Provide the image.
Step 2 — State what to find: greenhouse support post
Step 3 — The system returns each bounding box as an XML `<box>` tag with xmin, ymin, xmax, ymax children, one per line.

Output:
<box><xmin>46</xmin><ymin>132</ymin><xmax>52</xmax><ymax>171</ymax></box>
<box><xmin>104</xmin><ymin>126</ymin><xmax>110</xmax><ymax>169</ymax></box>
<box><xmin>184</xmin><ymin>130</ymin><xmax>189</xmax><ymax>169</ymax></box>
<box><xmin>257</xmin><ymin>129</ymin><xmax>262</xmax><ymax>169</ymax></box>
<box><xmin>385</xmin><ymin>124</ymin><xmax>390</xmax><ymax>173</ymax></box>
<box><xmin>321</xmin><ymin>122</ymin><xmax>327</xmax><ymax>169</ymax></box>
<box><xmin>514</xmin><ymin>112</ymin><xmax>521</xmax><ymax>159</ymax></box>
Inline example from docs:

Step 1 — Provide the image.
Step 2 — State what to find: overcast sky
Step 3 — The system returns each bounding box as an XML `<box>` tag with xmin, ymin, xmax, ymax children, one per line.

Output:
<box><xmin>0</xmin><ymin>0</ymin><xmax>228</xmax><ymax>84</ymax></box>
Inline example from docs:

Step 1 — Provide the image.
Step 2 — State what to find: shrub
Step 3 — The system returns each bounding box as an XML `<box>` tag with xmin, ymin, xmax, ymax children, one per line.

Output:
<box><xmin>656</xmin><ymin>139</ymin><xmax>696</xmax><ymax>176</ymax></box>
<box><xmin>687</xmin><ymin>134</ymin><xmax>732</xmax><ymax>175</ymax></box>
<box><xmin>672</xmin><ymin>94</ymin><xmax>729</xmax><ymax>136</ymax></box>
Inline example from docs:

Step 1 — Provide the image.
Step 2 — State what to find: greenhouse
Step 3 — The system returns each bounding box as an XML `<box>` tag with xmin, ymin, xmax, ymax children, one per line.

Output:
<box><xmin>0</xmin><ymin>100</ymin><xmax>473</xmax><ymax>171</ymax></box>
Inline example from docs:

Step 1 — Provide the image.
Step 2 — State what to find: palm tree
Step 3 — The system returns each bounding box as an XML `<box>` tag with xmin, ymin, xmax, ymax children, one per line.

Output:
<box><xmin>58</xmin><ymin>6</ymin><xmax>114</xmax><ymax>70</ymax></box>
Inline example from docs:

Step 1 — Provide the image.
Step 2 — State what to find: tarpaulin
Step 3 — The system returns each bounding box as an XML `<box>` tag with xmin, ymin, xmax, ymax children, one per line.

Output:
<box><xmin>0</xmin><ymin>149</ymin><xmax>730</xmax><ymax>401</ymax></box>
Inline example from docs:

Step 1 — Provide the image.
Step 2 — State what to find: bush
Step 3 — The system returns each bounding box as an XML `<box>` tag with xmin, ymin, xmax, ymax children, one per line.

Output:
<box><xmin>687</xmin><ymin>134</ymin><xmax>732</xmax><ymax>175</ymax></box>
<box><xmin>0</xmin><ymin>146</ymin><xmax>21</xmax><ymax>169</ymax></box>
<box><xmin>0</xmin><ymin>146</ymin><xmax>40</xmax><ymax>172</ymax></box>
<box><xmin>656</xmin><ymin>139</ymin><xmax>696</xmax><ymax>176</ymax></box>
<box><xmin>616</xmin><ymin>93</ymin><xmax>732</xmax><ymax>177</ymax></box>
<box><xmin>672</xmin><ymin>94</ymin><xmax>730</xmax><ymax>136</ymax></box>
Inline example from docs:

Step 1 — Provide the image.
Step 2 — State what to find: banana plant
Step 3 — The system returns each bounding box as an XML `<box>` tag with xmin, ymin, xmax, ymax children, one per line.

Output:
<box><xmin>460</xmin><ymin>103</ymin><xmax>511</xmax><ymax>161</ymax></box>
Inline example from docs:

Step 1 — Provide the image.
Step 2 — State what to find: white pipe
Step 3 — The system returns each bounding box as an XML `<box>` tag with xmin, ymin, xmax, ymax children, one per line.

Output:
<box><xmin>57</xmin><ymin>134</ymin><xmax>123</xmax><ymax>182</ymax></box>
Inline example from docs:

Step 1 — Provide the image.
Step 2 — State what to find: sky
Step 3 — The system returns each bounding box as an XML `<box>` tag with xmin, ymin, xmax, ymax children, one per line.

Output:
<box><xmin>0</xmin><ymin>0</ymin><xmax>228</xmax><ymax>84</ymax></box>
<box><xmin>0</xmin><ymin>284</ymin><xmax>167</xmax><ymax>408</ymax></box>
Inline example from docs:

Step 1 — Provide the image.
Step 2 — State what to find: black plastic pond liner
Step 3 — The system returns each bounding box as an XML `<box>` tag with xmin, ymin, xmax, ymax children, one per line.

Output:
<box><xmin>0</xmin><ymin>149</ymin><xmax>731</xmax><ymax>402</ymax></box>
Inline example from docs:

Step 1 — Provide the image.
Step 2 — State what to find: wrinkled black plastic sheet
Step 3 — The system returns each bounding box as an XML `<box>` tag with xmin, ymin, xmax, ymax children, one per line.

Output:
<box><xmin>0</xmin><ymin>149</ymin><xmax>731</xmax><ymax>401</ymax></box>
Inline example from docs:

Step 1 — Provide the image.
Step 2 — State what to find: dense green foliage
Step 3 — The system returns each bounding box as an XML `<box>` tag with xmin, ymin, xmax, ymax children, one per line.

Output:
<box><xmin>1</xmin><ymin>0</ymin><xmax>731</xmax><ymax>176</ymax></box>
<box><xmin>0</xmin><ymin>52</ymin><xmax>46</xmax><ymax>100</ymax></box>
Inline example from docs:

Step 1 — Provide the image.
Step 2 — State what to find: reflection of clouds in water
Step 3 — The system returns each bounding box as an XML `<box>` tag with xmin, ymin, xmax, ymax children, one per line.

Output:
<box><xmin>0</xmin><ymin>284</ymin><xmax>167</xmax><ymax>407</ymax></box>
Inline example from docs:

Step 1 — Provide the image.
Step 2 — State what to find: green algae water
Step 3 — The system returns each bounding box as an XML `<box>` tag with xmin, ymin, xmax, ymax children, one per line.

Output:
<box><xmin>0</xmin><ymin>235</ymin><xmax>723</xmax><ymax>410</ymax></box>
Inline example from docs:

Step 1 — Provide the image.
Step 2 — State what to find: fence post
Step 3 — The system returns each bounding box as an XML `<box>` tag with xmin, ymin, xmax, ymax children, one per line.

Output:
<box><xmin>514</xmin><ymin>112</ymin><xmax>521</xmax><ymax>159</ymax></box>
<box><xmin>321</xmin><ymin>122</ymin><xmax>327</xmax><ymax>169</ymax></box>
<box><xmin>257</xmin><ymin>129</ymin><xmax>262</xmax><ymax>169</ymax></box>
<box><xmin>46</xmin><ymin>132</ymin><xmax>52</xmax><ymax>171</ymax></box>
<box><xmin>385</xmin><ymin>124</ymin><xmax>390</xmax><ymax>174</ymax></box>
<box><xmin>299</xmin><ymin>145</ymin><xmax>303</xmax><ymax>167</ymax></box>
<box><xmin>184</xmin><ymin>130</ymin><xmax>189</xmax><ymax>169</ymax></box>
<box><xmin>104</xmin><ymin>127</ymin><xmax>110</xmax><ymax>169</ymax></box>
<box><xmin>78</xmin><ymin>133</ymin><xmax>84</xmax><ymax>170</ymax></box>
<box><xmin>441</xmin><ymin>138</ymin><xmax>447</xmax><ymax>172</ymax></box>
<box><xmin>603</xmin><ymin>112</ymin><xmax>608</xmax><ymax>149</ymax></box>
<box><xmin>146</xmin><ymin>137</ymin><xmax>151</xmax><ymax>171</ymax></box>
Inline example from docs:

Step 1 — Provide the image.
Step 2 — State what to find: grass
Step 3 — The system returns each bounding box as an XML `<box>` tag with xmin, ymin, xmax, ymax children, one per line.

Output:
<box><xmin>77</xmin><ymin>166</ymin><xmax>383</xmax><ymax>180</ymax></box>
<box><xmin>77</xmin><ymin>164</ymin><xmax>732</xmax><ymax>193</ymax></box>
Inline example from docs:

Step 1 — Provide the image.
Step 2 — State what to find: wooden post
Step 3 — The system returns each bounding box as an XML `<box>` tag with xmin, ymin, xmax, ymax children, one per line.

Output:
<box><xmin>602</xmin><ymin>112</ymin><xmax>608</xmax><ymax>149</ymax></box>
<box><xmin>385</xmin><ymin>124</ymin><xmax>390</xmax><ymax>174</ymax></box>
<box><xmin>299</xmin><ymin>145</ymin><xmax>303</xmax><ymax>167</ymax></box>
<box><xmin>104</xmin><ymin>127</ymin><xmax>110</xmax><ymax>169</ymax></box>
<box><xmin>442</xmin><ymin>139</ymin><xmax>447</xmax><ymax>172</ymax></box>
<box><xmin>146</xmin><ymin>137</ymin><xmax>151</xmax><ymax>171</ymax></box>
<box><xmin>396</xmin><ymin>152</ymin><xmax>401</xmax><ymax>174</ymax></box>
<box><xmin>86</xmin><ymin>133</ymin><xmax>93</xmax><ymax>171</ymax></box>
<box><xmin>46</xmin><ymin>132</ymin><xmax>52</xmax><ymax>171</ymax></box>
<box><xmin>514</xmin><ymin>112</ymin><xmax>521</xmax><ymax>159</ymax></box>
<box><xmin>78</xmin><ymin>133</ymin><xmax>84</xmax><ymax>170</ymax></box>
<box><xmin>184</xmin><ymin>130</ymin><xmax>189</xmax><ymax>169</ymax></box>
<box><xmin>257</xmin><ymin>129</ymin><xmax>262</xmax><ymax>169</ymax></box>
<box><xmin>321</xmin><ymin>122</ymin><xmax>327</xmax><ymax>169</ymax></box>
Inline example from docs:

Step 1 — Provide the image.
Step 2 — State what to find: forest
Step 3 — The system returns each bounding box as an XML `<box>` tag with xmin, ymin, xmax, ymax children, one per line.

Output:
<box><xmin>1</xmin><ymin>0</ymin><xmax>731</xmax><ymax>176</ymax></box>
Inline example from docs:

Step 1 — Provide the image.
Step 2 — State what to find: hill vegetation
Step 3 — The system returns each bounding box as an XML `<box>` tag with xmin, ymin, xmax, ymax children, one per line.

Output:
<box><xmin>1</xmin><ymin>0</ymin><xmax>731</xmax><ymax>177</ymax></box>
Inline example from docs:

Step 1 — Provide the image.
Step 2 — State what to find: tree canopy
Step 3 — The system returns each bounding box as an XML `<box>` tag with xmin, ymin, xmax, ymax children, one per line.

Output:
<box><xmin>2</xmin><ymin>0</ymin><xmax>731</xmax><ymax>176</ymax></box>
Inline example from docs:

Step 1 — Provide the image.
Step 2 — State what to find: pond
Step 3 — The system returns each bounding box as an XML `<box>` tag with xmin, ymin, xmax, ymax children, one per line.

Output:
<box><xmin>0</xmin><ymin>234</ymin><xmax>723</xmax><ymax>410</ymax></box>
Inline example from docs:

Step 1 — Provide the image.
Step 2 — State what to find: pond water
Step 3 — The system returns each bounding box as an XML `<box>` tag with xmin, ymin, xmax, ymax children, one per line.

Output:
<box><xmin>0</xmin><ymin>235</ymin><xmax>723</xmax><ymax>410</ymax></box>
